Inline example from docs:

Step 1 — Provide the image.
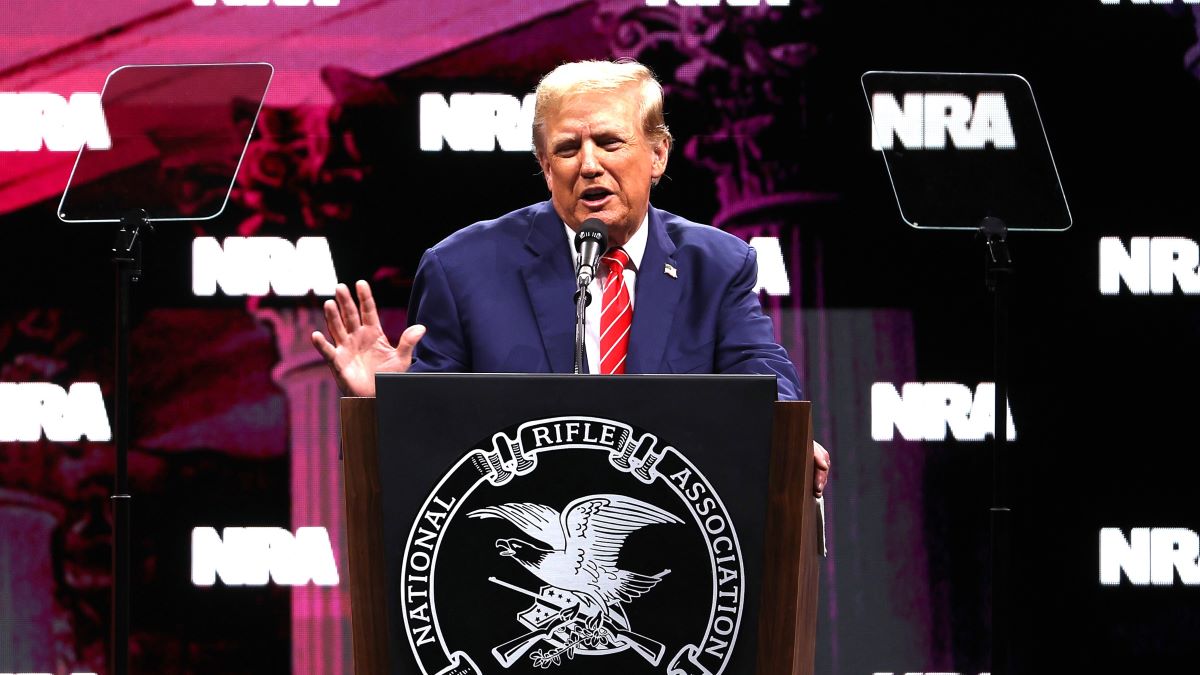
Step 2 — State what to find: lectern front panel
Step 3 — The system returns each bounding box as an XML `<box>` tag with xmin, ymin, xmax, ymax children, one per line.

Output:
<box><xmin>375</xmin><ymin>373</ymin><xmax>775</xmax><ymax>675</ymax></box>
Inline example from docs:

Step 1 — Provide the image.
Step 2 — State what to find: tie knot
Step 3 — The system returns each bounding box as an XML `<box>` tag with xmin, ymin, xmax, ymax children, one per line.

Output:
<box><xmin>602</xmin><ymin>247</ymin><xmax>631</xmax><ymax>273</ymax></box>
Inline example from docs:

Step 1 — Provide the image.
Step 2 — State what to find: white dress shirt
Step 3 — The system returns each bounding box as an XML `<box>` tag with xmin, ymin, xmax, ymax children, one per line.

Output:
<box><xmin>563</xmin><ymin>214</ymin><xmax>648</xmax><ymax>373</ymax></box>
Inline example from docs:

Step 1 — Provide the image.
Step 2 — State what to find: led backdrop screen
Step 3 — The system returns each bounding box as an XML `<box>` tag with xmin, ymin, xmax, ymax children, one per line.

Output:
<box><xmin>2</xmin><ymin>1</ymin><xmax>1199</xmax><ymax>674</ymax></box>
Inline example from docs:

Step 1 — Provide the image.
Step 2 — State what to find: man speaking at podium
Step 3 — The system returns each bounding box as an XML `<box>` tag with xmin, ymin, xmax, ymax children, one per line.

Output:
<box><xmin>311</xmin><ymin>59</ymin><xmax>829</xmax><ymax>496</ymax></box>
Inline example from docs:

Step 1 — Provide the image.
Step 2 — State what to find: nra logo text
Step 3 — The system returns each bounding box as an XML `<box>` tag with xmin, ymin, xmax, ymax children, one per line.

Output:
<box><xmin>192</xmin><ymin>526</ymin><xmax>339</xmax><ymax>586</ymax></box>
<box><xmin>748</xmin><ymin>236</ymin><xmax>789</xmax><ymax>296</ymax></box>
<box><xmin>0</xmin><ymin>92</ymin><xmax>110</xmax><ymax>152</ymax></box>
<box><xmin>419</xmin><ymin>93</ymin><xmax>535</xmax><ymax>152</ymax></box>
<box><xmin>871</xmin><ymin>382</ymin><xmax>1016</xmax><ymax>442</ymax></box>
<box><xmin>868</xmin><ymin>667</ymin><xmax>988</xmax><ymax>672</ymax></box>
<box><xmin>1099</xmin><ymin>237</ymin><xmax>1200</xmax><ymax>295</ymax></box>
<box><xmin>192</xmin><ymin>236</ymin><xmax>337</xmax><ymax>297</ymax></box>
<box><xmin>0</xmin><ymin>382</ymin><xmax>111</xmax><ymax>442</ymax></box>
<box><xmin>645</xmin><ymin>0</ymin><xmax>789</xmax><ymax>5</ymax></box>
<box><xmin>871</xmin><ymin>92</ymin><xmax>1015</xmax><ymax>151</ymax></box>
<box><xmin>1100</xmin><ymin>528</ymin><xmax>1200</xmax><ymax>586</ymax></box>
<box><xmin>1100</xmin><ymin>0</ymin><xmax>1200</xmax><ymax>4</ymax></box>
<box><xmin>193</xmin><ymin>0</ymin><xmax>339</xmax><ymax>5</ymax></box>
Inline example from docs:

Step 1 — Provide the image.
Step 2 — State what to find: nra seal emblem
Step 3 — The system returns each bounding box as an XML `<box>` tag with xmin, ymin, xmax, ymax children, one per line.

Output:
<box><xmin>400</xmin><ymin>416</ymin><xmax>746</xmax><ymax>675</ymax></box>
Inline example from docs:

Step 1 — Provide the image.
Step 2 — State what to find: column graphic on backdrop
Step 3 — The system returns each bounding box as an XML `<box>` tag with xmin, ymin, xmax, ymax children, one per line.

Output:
<box><xmin>0</xmin><ymin>310</ymin><xmax>113</xmax><ymax>673</ymax></box>
<box><xmin>0</xmin><ymin>490</ymin><xmax>65</xmax><ymax>672</ymax></box>
<box><xmin>257</xmin><ymin>308</ymin><xmax>351</xmax><ymax>675</ymax></box>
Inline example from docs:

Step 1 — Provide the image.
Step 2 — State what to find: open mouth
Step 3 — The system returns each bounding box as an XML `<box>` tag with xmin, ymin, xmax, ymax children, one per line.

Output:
<box><xmin>580</xmin><ymin>187</ymin><xmax>612</xmax><ymax>206</ymax></box>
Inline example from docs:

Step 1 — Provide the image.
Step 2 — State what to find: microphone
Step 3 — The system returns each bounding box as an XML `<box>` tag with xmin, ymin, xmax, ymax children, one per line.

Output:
<box><xmin>574</xmin><ymin>218</ymin><xmax>608</xmax><ymax>289</ymax></box>
<box><xmin>572</xmin><ymin>218</ymin><xmax>607</xmax><ymax>374</ymax></box>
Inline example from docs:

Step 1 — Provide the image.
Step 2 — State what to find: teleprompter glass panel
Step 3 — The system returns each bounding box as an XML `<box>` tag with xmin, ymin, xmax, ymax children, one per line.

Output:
<box><xmin>861</xmin><ymin>71</ymin><xmax>1071</xmax><ymax>232</ymax></box>
<box><xmin>58</xmin><ymin>62</ymin><xmax>272</xmax><ymax>223</ymax></box>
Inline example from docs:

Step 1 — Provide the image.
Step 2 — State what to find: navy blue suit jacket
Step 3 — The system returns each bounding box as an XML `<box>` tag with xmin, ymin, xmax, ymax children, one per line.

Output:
<box><xmin>407</xmin><ymin>200</ymin><xmax>801</xmax><ymax>400</ymax></box>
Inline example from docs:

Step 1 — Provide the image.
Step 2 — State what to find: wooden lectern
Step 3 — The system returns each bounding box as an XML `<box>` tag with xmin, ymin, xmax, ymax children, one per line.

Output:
<box><xmin>340</xmin><ymin>390</ymin><xmax>820</xmax><ymax>675</ymax></box>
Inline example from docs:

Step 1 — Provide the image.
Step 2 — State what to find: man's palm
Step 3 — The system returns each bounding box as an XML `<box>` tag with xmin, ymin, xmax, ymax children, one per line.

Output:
<box><xmin>310</xmin><ymin>280</ymin><xmax>425</xmax><ymax>397</ymax></box>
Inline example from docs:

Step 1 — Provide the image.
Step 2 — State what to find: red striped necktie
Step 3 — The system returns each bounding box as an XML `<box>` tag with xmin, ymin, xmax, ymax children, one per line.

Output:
<box><xmin>599</xmin><ymin>247</ymin><xmax>633</xmax><ymax>374</ymax></box>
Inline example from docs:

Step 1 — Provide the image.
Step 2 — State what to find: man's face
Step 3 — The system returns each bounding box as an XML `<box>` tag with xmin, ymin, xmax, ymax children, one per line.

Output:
<box><xmin>539</xmin><ymin>85</ymin><xmax>669</xmax><ymax>246</ymax></box>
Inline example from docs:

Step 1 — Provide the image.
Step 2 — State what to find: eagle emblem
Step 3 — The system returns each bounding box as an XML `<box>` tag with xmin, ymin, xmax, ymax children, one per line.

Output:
<box><xmin>469</xmin><ymin>494</ymin><xmax>683</xmax><ymax>668</ymax></box>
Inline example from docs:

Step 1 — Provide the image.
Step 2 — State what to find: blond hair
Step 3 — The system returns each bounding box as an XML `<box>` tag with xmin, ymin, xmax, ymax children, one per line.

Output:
<box><xmin>532</xmin><ymin>59</ymin><xmax>672</xmax><ymax>160</ymax></box>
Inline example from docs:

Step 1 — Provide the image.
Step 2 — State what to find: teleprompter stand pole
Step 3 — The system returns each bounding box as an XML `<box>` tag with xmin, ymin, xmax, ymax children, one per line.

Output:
<box><xmin>982</xmin><ymin>215</ymin><xmax>1012</xmax><ymax>675</ymax></box>
<box><xmin>111</xmin><ymin>209</ymin><xmax>151</xmax><ymax>675</ymax></box>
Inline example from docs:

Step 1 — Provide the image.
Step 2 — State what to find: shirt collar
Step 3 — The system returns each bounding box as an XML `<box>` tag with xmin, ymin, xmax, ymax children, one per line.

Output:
<box><xmin>562</xmin><ymin>212</ymin><xmax>648</xmax><ymax>272</ymax></box>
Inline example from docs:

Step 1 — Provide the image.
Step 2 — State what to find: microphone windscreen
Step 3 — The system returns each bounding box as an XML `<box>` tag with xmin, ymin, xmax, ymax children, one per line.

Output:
<box><xmin>575</xmin><ymin>218</ymin><xmax>608</xmax><ymax>253</ymax></box>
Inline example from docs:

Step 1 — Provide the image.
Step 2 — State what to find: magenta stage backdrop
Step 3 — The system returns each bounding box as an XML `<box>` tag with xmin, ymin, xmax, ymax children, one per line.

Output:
<box><xmin>3</xmin><ymin>1</ymin><xmax>1200</xmax><ymax>674</ymax></box>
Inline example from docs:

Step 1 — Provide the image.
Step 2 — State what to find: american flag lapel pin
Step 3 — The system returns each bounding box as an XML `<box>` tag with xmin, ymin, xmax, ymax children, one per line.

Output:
<box><xmin>664</xmin><ymin>263</ymin><xmax>677</xmax><ymax>279</ymax></box>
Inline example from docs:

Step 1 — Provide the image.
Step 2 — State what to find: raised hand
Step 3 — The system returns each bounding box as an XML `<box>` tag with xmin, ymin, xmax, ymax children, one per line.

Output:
<box><xmin>310</xmin><ymin>280</ymin><xmax>425</xmax><ymax>397</ymax></box>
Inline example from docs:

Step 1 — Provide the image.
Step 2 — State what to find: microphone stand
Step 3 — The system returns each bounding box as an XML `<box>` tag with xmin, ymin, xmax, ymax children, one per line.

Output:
<box><xmin>573</xmin><ymin>271</ymin><xmax>591</xmax><ymax>374</ymax></box>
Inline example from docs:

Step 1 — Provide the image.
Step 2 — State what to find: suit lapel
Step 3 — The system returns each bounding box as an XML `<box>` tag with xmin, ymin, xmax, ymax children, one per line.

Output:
<box><xmin>520</xmin><ymin>202</ymin><xmax>578</xmax><ymax>374</ymax></box>
<box><xmin>628</xmin><ymin>207</ymin><xmax>681</xmax><ymax>373</ymax></box>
